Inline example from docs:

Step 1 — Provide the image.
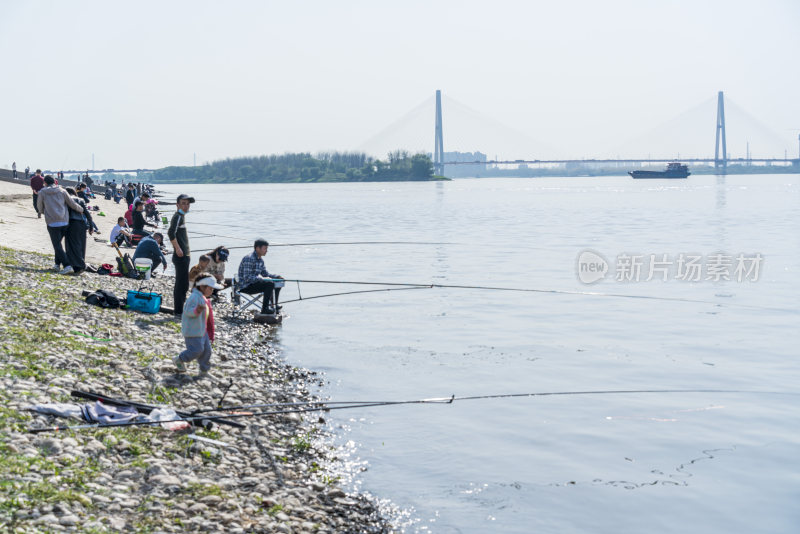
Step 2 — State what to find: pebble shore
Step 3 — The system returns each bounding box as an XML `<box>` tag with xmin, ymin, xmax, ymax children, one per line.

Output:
<box><xmin>0</xmin><ymin>246</ymin><xmax>392</xmax><ymax>533</ymax></box>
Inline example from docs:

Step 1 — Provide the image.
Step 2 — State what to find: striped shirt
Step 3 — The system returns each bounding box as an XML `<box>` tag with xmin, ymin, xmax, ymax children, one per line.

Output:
<box><xmin>167</xmin><ymin>210</ymin><xmax>190</xmax><ymax>257</ymax></box>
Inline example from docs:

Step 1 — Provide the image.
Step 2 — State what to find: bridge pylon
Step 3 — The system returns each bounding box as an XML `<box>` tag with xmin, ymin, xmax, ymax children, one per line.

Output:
<box><xmin>434</xmin><ymin>90</ymin><xmax>444</xmax><ymax>176</ymax></box>
<box><xmin>715</xmin><ymin>91</ymin><xmax>727</xmax><ymax>173</ymax></box>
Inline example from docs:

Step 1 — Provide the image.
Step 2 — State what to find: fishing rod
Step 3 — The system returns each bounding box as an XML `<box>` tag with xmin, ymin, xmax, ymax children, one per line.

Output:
<box><xmin>183</xmin><ymin>220</ymin><xmax>459</xmax><ymax>247</ymax></box>
<box><xmin>187</xmin><ymin>231</ymin><xmax>226</xmax><ymax>240</ymax></box>
<box><xmin>190</xmin><ymin>221</ymin><xmax>270</xmax><ymax>230</ymax></box>
<box><xmin>280</xmin><ymin>285</ymin><xmax>430</xmax><ymax>304</ymax></box>
<box><xmin>280</xmin><ymin>279</ymin><xmax>791</xmax><ymax>311</ymax></box>
<box><xmin>185</xmin><ymin>236</ymin><xmax>459</xmax><ymax>249</ymax></box>
<box><xmin>188</xmin><ymin>231</ymin><xmax>250</xmax><ymax>242</ymax></box>
<box><xmin>28</xmin><ymin>397</ymin><xmax>455</xmax><ymax>434</ymax></box>
<box><xmin>29</xmin><ymin>388</ymin><xmax>780</xmax><ymax>433</ymax></box>
<box><xmin>189</xmin><ymin>388</ymin><xmax>757</xmax><ymax>415</ymax></box>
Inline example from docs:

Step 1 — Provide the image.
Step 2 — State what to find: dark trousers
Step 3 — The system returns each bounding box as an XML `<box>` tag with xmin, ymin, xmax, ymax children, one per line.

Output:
<box><xmin>115</xmin><ymin>233</ymin><xmax>131</xmax><ymax>247</ymax></box>
<box><xmin>65</xmin><ymin>219</ymin><xmax>87</xmax><ymax>271</ymax></box>
<box><xmin>46</xmin><ymin>225</ymin><xmax>69</xmax><ymax>267</ymax></box>
<box><xmin>242</xmin><ymin>279</ymin><xmax>282</xmax><ymax>314</ymax></box>
<box><xmin>172</xmin><ymin>254</ymin><xmax>191</xmax><ymax>315</ymax></box>
<box><xmin>32</xmin><ymin>192</ymin><xmax>39</xmax><ymax>214</ymax></box>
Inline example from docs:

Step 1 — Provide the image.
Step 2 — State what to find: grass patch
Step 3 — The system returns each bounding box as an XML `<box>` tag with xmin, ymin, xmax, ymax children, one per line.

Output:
<box><xmin>266</xmin><ymin>503</ymin><xmax>284</xmax><ymax>516</ymax></box>
<box><xmin>0</xmin><ymin>407</ymin><xmax>32</xmax><ymax>432</ymax></box>
<box><xmin>292</xmin><ymin>432</ymin><xmax>313</xmax><ymax>453</ymax></box>
<box><xmin>146</xmin><ymin>386</ymin><xmax>178</xmax><ymax>405</ymax></box>
<box><xmin>183</xmin><ymin>482</ymin><xmax>225</xmax><ymax>499</ymax></box>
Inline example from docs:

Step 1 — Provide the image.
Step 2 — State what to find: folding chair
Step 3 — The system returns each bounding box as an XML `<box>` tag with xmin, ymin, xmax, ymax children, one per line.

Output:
<box><xmin>231</xmin><ymin>274</ymin><xmax>262</xmax><ymax>318</ymax></box>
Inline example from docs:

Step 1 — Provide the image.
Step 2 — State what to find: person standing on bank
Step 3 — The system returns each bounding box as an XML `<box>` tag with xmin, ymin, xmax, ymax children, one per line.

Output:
<box><xmin>63</xmin><ymin>187</ymin><xmax>88</xmax><ymax>274</ymax></box>
<box><xmin>168</xmin><ymin>194</ymin><xmax>194</xmax><ymax>319</ymax></box>
<box><xmin>30</xmin><ymin>169</ymin><xmax>45</xmax><ymax>218</ymax></box>
<box><xmin>125</xmin><ymin>183</ymin><xmax>136</xmax><ymax>207</ymax></box>
<box><xmin>12</xmin><ymin>161</ymin><xmax>16</xmax><ymax>179</ymax></box>
<box><xmin>37</xmin><ymin>175</ymin><xmax>84</xmax><ymax>272</ymax></box>
<box><xmin>238</xmin><ymin>238</ymin><xmax>284</xmax><ymax>315</ymax></box>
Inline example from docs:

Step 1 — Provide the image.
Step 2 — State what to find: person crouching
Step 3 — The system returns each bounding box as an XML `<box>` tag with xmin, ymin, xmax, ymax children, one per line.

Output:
<box><xmin>172</xmin><ymin>274</ymin><xmax>223</xmax><ymax>379</ymax></box>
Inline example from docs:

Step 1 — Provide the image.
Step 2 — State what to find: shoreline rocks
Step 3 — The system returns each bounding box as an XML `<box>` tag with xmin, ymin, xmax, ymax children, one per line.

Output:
<box><xmin>0</xmin><ymin>246</ymin><xmax>393</xmax><ymax>533</ymax></box>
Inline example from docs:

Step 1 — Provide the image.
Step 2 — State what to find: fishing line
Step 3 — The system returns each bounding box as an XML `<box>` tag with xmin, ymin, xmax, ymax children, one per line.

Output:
<box><xmin>29</xmin><ymin>388</ymin><xmax>789</xmax><ymax>433</ymax></box>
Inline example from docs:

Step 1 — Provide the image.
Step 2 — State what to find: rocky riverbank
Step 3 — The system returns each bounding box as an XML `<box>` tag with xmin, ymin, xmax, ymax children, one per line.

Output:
<box><xmin>0</xmin><ymin>246</ymin><xmax>392</xmax><ymax>533</ymax></box>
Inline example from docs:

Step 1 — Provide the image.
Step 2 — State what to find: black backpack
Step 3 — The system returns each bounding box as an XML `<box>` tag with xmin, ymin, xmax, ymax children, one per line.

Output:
<box><xmin>85</xmin><ymin>289</ymin><xmax>122</xmax><ymax>309</ymax></box>
<box><xmin>116</xmin><ymin>254</ymin><xmax>139</xmax><ymax>279</ymax></box>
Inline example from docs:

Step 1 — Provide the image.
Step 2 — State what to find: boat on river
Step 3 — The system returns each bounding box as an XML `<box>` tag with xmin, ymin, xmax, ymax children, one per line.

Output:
<box><xmin>629</xmin><ymin>162</ymin><xmax>690</xmax><ymax>179</ymax></box>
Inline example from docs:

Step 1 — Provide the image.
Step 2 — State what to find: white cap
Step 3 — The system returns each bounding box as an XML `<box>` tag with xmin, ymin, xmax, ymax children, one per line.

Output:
<box><xmin>196</xmin><ymin>276</ymin><xmax>224</xmax><ymax>290</ymax></box>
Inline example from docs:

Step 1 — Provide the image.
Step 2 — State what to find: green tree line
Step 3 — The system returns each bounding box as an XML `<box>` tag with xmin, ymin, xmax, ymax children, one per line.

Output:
<box><xmin>152</xmin><ymin>151</ymin><xmax>442</xmax><ymax>183</ymax></box>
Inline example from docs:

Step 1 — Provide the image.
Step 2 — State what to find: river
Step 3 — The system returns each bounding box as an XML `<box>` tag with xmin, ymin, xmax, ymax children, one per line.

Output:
<box><xmin>158</xmin><ymin>174</ymin><xmax>799</xmax><ymax>533</ymax></box>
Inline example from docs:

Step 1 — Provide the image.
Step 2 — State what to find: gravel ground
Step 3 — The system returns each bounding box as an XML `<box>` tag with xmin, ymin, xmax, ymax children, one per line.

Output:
<box><xmin>0</xmin><ymin>246</ymin><xmax>393</xmax><ymax>533</ymax></box>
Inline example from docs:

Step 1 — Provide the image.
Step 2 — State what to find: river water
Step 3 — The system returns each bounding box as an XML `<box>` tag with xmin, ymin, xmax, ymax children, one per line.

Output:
<box><xmin>159</xmin><ymin>175</ymin><xmax>799</xmax><ymax>533</ymax></box>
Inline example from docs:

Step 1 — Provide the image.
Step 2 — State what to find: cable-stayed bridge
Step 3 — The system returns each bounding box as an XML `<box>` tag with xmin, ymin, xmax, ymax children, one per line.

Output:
<box><xmin>45</xmin><ymin>90</ymin><xmax>799</xmax><ymax>177</ymax></box>
<box><xmin>359</xmin><ymin>90</ymin><xmax>800</xmax><ymax>176</ymax></box>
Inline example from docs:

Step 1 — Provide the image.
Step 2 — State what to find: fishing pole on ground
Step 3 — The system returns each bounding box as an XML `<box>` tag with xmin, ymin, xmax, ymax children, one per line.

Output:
<box><xmin>69</xmin><ymin>390</ymin><xmax>245</xmax><ymax>430</ymax></box>
<box><xmin>29</xmin><ymin>389</ymin><xmax>784</xmax><ymax>434</ymax></box>
<box><xmin>27</xmin><ymin>397</ymin><xmax>456</xmax><ymax>434</ymax></box>
<box><xmin>188</xmin><ymin>388</ymin><xmax>768</xmax><ymax>415</ymax></box>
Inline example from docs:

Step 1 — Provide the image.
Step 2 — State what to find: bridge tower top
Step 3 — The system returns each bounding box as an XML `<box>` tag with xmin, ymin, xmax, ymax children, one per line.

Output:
<box><xmin>434</xmin><ymin>90</ymin><xmax>444</xmax><ymax>176</ymax></box>
<box><xmin>715</xmin><ymin>91</ymin><xmax>727</xmax><ymax>171</ymax></box>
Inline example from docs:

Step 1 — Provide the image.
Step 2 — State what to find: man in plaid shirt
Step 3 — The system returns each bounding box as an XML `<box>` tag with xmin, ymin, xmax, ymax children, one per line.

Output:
<box><xmin>238</xmin><ymin>238</ymin><xmax>284</xmax><ymax>314</ymax></box>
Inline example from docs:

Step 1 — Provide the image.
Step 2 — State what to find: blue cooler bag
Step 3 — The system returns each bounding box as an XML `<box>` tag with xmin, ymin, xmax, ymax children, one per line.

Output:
<box><xmin>126</xmin><ymin>289</ymin><xmax>162</xmax><ymax>314</ymax></box>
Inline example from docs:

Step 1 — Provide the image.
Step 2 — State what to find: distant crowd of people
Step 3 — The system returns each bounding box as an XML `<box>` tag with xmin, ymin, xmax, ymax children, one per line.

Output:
<box><xmin>31</xmin><ymin>169</ymin><xmax>286</xmax><ymax>378</ymax></box>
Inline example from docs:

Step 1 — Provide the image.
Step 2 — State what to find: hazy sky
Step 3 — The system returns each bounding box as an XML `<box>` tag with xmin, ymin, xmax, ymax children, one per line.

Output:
<box><xmin>2</xmin><ymin>0</ymin><xmax>798</xmax><ymax>170</ymax></box>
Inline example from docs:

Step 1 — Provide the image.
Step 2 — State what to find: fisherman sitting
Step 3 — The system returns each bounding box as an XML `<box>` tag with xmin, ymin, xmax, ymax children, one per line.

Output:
<box><xmin>237</xmin><ymin>238</ymin><xmax>284</xmax><ymax>315</ymax></box>
<box><xmin>132</xmin><ymin>232</ymin><xmax>168</xmax><ymax>274</ymax></box>
<box><xmin>110</xmin><ymin>217</ymin><xmax>133</xmax><ymax>247</ymax></box>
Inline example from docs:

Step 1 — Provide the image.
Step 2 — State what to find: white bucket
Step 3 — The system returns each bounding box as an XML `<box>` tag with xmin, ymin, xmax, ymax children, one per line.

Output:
<box><xmin>134</xmin><ymin>258</ymin><xmax>152</xmax><ymax>280</ymax></box>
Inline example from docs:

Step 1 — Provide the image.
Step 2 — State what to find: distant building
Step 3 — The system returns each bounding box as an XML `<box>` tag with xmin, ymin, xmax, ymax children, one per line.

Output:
<box><xmin>442</xmin><ymin>151</ymin><xmax>488</xmax><ymax>177</ymax></box>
